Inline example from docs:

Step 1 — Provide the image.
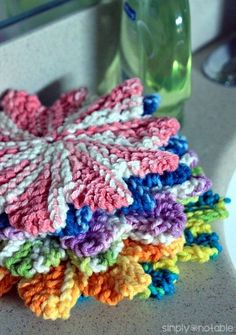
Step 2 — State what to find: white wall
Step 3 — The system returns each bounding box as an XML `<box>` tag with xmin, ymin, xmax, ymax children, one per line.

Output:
<box><xmin>190</xmin><ymin>0</ymin><xmax>224</xmax><ymax>51</ymax></box>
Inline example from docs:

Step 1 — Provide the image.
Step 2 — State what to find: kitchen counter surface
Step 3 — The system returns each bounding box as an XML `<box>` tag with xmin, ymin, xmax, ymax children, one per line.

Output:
<box><xmin>0</xmin><ymin>45</ymin><xmax>236</xmax><ymax>335</ymax></box>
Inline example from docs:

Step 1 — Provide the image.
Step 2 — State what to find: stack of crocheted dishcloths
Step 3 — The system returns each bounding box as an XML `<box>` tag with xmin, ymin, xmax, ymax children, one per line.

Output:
<box><xmin>0</xmin><ymin>79</ymin><xmax>228</xmax><ymax>320</ymax></box>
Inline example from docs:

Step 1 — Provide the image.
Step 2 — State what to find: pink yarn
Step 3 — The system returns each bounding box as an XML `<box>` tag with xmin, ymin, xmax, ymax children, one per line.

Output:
<box><xmin>1</xmin><ymin>88</ymin><xmax>87</xmax><ymax>137</ymax></box>
<box><xmin>0</xmin><ymin>79</ymin><xmax>180</xmax><ymax>235</ymax></box>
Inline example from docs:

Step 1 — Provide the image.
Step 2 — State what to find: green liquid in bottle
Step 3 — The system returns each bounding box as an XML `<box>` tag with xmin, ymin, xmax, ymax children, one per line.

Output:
<box><xmin>120</xmin><ymin>0</ymin><xmax>191</xmax><ymax>118</ymax></box>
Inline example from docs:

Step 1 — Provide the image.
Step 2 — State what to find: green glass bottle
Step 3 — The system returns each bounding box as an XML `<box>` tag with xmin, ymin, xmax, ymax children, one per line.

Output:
<box><xmin>120</xmin><ymin>0</ymin><xmax>191</xmax><ymax>118</ymax></box>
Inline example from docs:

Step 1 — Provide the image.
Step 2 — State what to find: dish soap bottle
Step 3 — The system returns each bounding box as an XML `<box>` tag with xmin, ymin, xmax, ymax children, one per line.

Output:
<box><xmin>120</xmin><ymin>0</ymin><xmax>191</xmax><ymax>118</ymax></box>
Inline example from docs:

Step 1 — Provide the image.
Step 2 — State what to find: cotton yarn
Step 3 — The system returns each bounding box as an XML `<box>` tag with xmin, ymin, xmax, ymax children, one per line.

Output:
<box><xmin>0</xmin><ymin>78</ymin><xmax>228</xmax><ymax>319</ymax></box>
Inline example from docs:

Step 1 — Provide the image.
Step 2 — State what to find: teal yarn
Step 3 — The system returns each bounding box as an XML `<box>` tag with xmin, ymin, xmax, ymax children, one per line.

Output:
<box><xmin>185</xmin><ymin>190</ymin><xmax>220</xmax><ymax>211</ymax></box>
<box><xmin>77</xmin><ymin>295</ymin><xmax>90</xmax><ymax>305</ymax></box>
<box><xmin>143</xmin><ymin>263</ymin><xmax>179</xmax><ymax>299</ymax></box>
<box><xmin>0</xmin><ymin>78</ymin><xmax>230</xmax><ymax>320</ymax></box>
<box><xmin>184</xmin><ymin>229</ymin><xmax>223</xmax><ymax>253</ymax></box>
<box><xmin>224</xmin><ymin>197</ymin><xmax>231</xmax><ymax>204</ymax></box>
<box><xmin>184</xmin><ymin>190</ymin><xmax>231</xmax><ymax>213</ymax></box>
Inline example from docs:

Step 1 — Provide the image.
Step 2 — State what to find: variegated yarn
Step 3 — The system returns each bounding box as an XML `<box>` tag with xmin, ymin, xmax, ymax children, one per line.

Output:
<box><xmin>0</xmin><ymin>79</ymin><xmax>228</xmax><ymax>319</ymax></box>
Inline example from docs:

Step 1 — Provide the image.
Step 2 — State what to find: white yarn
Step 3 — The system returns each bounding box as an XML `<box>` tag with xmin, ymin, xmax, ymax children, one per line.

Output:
<box><xmin>129</xmin><ymin>231</ymin><xmax>175</xmax><ymax>246</ymax></box>
<box><xmin>31</xmin><ymin>239</ymin><xmax>66</xmax><ymax>275</ymax></box>
<box><xmin>47</xmin><ymin>148</ymin><xmax>69</xmax><ymax>230</ymax></box>
<box><xmin>161</xmin><ymin>176</ymin><xmax>206</xmax><ymax>200</ymax></box>
<box><xmin>0</xmin><ymin>142</ymin><xmax>44</xmax><ymax>169</ymax></box>
<box><xmin>0</xmin><ymin>239</ymin><xmax>25</xmax><ymax>266</ymax></box>
<box><xmin>180</xmin><ymin>152</ymin><xmax>198</xmax><ymax>168</ymax></box>
<box><xmin>0</xmin><ymin>144</ymin><xmax>55</xmax><ymax>211</ymax></box>
<box><xmin>62</xmin><ymin>95</ymin><xmax>143</xmax><ymax>134</ymax></box>
<box><xmin>89</xmin><ymin>241</ymin><xmax>124</xmax><ymax>273</ymax></box>
<box><xmin>0</xmin><ymin>113</ymin><xmax>34</xmax><ymax>140</ymax></box>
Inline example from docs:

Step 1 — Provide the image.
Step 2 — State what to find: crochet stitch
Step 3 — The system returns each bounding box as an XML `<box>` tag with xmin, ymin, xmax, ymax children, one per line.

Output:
<box><xmin>0</xmin><ymin>78</ymin><xmax>228</xmax><ymax>319</ymax></box>
<box><xmin>0</xmin><ymin>79</ymin><xmax>179</xmax><ymax>236</ymax></box>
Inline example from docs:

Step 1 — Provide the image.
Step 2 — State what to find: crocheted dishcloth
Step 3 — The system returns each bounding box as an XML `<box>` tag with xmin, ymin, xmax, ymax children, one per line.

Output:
<box><xmin>0</xmin><ymin>79</ymin><xmax>228</xmax><ymax>320</ymax></box>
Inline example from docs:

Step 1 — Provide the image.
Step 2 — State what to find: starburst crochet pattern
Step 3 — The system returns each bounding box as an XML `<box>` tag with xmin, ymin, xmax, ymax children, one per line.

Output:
<box><xmin>0</xmin><ymin>79</ymin><xmax>179</xmax><ymax>235</ymax></box>
<box><xmin>0</xmin><ymin>79</ymin><xmax>229</xmax><ymax>320</ymax></box>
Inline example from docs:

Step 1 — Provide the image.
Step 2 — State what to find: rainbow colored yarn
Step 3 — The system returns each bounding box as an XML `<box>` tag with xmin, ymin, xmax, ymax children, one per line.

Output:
<box><xmin>0</xmin><ymin>79</ymin><xmax>228</xmax><ymax>319</ymax></box>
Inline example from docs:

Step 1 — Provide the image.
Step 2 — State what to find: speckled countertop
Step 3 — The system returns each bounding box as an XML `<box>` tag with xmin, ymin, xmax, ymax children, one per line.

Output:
<box><xmin>1</xmin><ymin>45</ymin><xmax>236</xmax><ymax>335</ymax></box>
